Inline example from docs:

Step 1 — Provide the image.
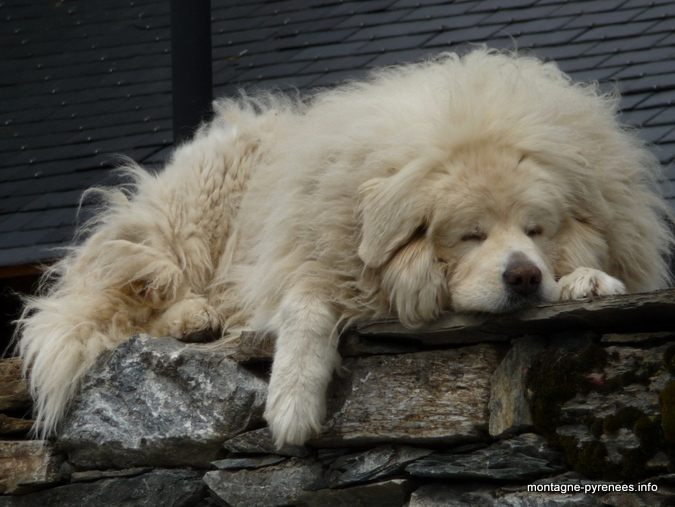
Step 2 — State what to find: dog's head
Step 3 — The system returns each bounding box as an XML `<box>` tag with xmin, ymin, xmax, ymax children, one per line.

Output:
<box><xmin>358</xmin><ymin>143</ymin><xmax>604</xmax><ymax>327</ymax></box>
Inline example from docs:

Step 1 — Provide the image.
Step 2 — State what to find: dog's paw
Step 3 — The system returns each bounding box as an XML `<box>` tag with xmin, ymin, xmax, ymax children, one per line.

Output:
<box><xmin>556</xmin><ymin>267</ymin><xmax>627</xmax><ymax>300</ymax></box>
<box><xmin>264</xmin><ymin>383</ymin><xmax>324</xmax><ymax>448</ymax></box>
<box><xmin>151</xmin><ymin>296</ymin><xmax>219</xmax><ymax>339</ymax></box>
<box><xmin>129</xmin><ymin>260</ymin><xmax>183</xmax><ymax>307</ymax></box>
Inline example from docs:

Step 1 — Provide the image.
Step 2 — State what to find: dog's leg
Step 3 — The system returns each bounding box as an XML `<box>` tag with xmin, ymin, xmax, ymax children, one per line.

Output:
<box><xmin>264</xmin><ymin>288</ymin><xmax>340</xmax><ymax>448</ymax></box>
<box><xmin>556</xmin><ymin>267</ymin><xmax>627</xmax><ymax>300</ymax></box>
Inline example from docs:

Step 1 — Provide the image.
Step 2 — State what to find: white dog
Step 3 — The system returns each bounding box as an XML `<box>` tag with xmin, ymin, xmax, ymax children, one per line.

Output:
<box><xmin>18</xmin><ymin>49</ymin><xmax>673</xmax><ymax>447</ymax></box>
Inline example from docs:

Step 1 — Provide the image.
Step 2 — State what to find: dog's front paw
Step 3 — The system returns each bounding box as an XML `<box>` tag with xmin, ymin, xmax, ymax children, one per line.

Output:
<box><xmin>150</xmin><ymin>296</ymin><xmax>219</xmax><ymax>339</ymax></box>
<box><xmin>264</xmin><ymin>383</ymin><xmax>324</xmax><ymax>448</ymax></box>
<box><xmin>128</xmin><ymin>260</ymin><xmax>183</xmax><ymax>307</ymax></box>
<box><xmin>557</xmin><ymin>267</ymin><xmax>626</xmax><ymax>300</ymax></box>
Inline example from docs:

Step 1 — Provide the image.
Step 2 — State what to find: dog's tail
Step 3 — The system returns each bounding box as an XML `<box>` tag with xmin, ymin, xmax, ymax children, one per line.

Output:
<box><xmin>16</xmin><ymin>286</ymin><xmax>134</xmax><ymax>439</ymax></box>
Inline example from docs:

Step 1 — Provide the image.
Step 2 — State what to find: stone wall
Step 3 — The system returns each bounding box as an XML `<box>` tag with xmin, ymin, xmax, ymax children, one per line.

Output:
<box><xmin>1</xmin><ymin>290</ymin><xmax>674</xmax><ymax>506</ymax></box>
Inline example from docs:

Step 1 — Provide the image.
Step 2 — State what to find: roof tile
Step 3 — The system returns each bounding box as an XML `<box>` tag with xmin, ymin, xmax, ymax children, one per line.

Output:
<box><xmin>3</xmin><ymin>0</ymin><xmax>675</xmax><ymax>266</ymax></box>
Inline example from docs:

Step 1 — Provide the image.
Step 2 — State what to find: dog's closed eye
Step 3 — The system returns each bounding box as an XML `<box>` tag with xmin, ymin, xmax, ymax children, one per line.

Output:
<box><xmin>461</xmin><ymin>232</ymin><xmax>486</xmax><ymax>242</ymax></box>
<box><xmin>526</xmin><ymin>226</ymin><xmax>543</xmax><ymax>237</ymax></box>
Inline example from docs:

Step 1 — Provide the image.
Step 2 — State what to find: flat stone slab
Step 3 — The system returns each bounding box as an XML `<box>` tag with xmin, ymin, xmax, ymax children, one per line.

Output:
<box><xmin>212</xmin><ymin>455</ymin><xmax>285</xmax><ymax>470</ymax></box>
<box><xmin>0</xmin><ymin>441</ymin><xmax>63</xmax><ymax>494</ymax></box>
<box><xmin>294</xmin><ymin>479</ymin><xmax>413</xmax><ymax>507</ymax></box>
<box><xmin>0</xmin><ymin>358</ymin><xmax>32</xmax><ymax>412</ymax></box>
<box><xmin>0</xmin><ymin>470</ymin><xmax>205</xmax><ymax>507</ymax></box>
<box><xmin>328</xmin><ymin>445</ymin><xmax>432</xmax><ymax>486</ymax></box>
<box><xmin>488</xmin><ymin>336</ymin><xmax>546</xmax><ymax>438</ymax></box>
<box><xmin>315</xmin><ymin>344</ymin><xmax>505</xmax><ymax>446</ymax></box>
<box><xmin>406</xmin><ymin>433</ymin><xmax>565</xmax><ymax>481</ymax></box>
<box><xmin>223</xmin><ymin>427</ymin><xmax>311</xmax><ymax>458</ymax></box>
<box><xmin>58</xmin><ymin>335</ymin><xmax>267</xmax><ymax>469</ymax></box>
<box><xmin>356</xmin><ymin>289</ymin><xmax>675</xmax><ymax>345</ymax></box>
<box><xmin>203</xmin><ymin>458</ymin><xmax>324</xmax><ymax>507</ymax></box>
<box><xmin>0</xmin><ymin>415</ymin><xmax>34</xmax><ymax>436</ymax></box>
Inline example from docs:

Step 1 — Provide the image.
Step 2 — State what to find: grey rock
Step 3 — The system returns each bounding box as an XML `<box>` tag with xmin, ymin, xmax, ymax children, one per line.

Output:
<box><xmin>211</xmin><ymin>455</ymin><xmax>285</xmax><ymax>470</ymax></box>
<box><xmin>599</xmin><ymin>491</ymin><xmax>647</xmax><ymax>507</ymax></box>
<box><xmin>316</xmin><ymin>345</ymin><xmax>504</xmax><ymax>446</ymax></box>
<box><xmin>600</xmin><ymin>428</ymin><xmax>641</xmax><ymax>465</ymax></box>
<box><xmin>0</xmin><ymin>441</ymin><xmax>64</xmax><ymax>494</ymax></box>
<box><xmin>58</xmin><ymin>335</ymin><xmax>267</xmax><ymax>469</ymax></box>
<box><xmin>223</xmin><ymin>427</ymin><xmax>310</xmax><ymax>457</ymax></box>
<box><xmin>495</xmin><ymin>433</ymin><xmax>566</xmax><ymax>462</ymax></box>
<box><xmin>489</xmin><ymin>336</ymin><xmax>546</xmax><ymax>438</ymax></box>
<box><xmin>493</xmin><ymin>491</ymin><xmax>600</xmax><ymax>506</ymax></box>
<box><xmin>328</xmin><ymin>445</ymin><xmax>432</xmax><ymax>486</ymax></box>
<box><xmin>645</xmin><ymin>452</ymin><xmax>670</xmax><ymax>474</ymax></box>
<box><xmin>294</xmin><ymin>479</ymin><xmax>413</xmax><ymax>507</ymax></box>
<box><xmin>498</xmin><ymin>289</ymin><xmax>675</xmax><ymax>334</ymax></box>
<box><xmin>530</xmin><ymin>342</ymin><xmax>674</xmax><ymax>481</ymax></box>
<box><xmin>0</xmin><ymin>358</ymin><xmax>32</xmax><ymax>412</ymax></box>
<box><xmin>0</xmin><ymin>415</ymin><xmax>34</xmax><ymax>436</ymax></box>
<box><xmin>316</xmin><ymin>448</ymin><xmax>351</xmax><ymax>464</ymax></box>
<box><xmin>408</xmin><ymin>483</ymin><xmax>495</xmax><ymax>507</ymax></box>
<box><xmin>406</xmin><ymin>433</ymin><xmax>565</xmax><ymax>481</ymax></box>
<box><xmin>632</xmin><ymin>477</ymin><xmax>675</xmax><ymax>507</ymax></box>
<box><xmin>0</xmin><ymin>469</ymin><xmax>205</xmax><ymax>507</ymax></box>
<box><xmin>600</xmin><ymin>331</ymin><xmax>675</xmax><ymax>345</ymax></box>
<box><xmin>356</xmin><ymin>313</ymin><xmax>506</xmax><ymax>346</ymax></box>
<box><xmin>203</xmin><ymin>457</ymin><xmax>324</xmax><ymax>507</ymax></box>
<box><xmin>70</xmin><ymin>467</ymin><xmax>152</xmax><ymax>482</ymax></box>
<box><xmin>356</xmin><ymin>289</ymin><xmax>675</xmax><ymax>342</ymax></box>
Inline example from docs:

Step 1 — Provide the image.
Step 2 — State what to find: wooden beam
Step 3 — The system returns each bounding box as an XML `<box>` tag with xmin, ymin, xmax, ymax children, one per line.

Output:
<box><xmin>0</xmin><ymin>263</ymin><xmax>48</xmax><ymax>279</ymax></box>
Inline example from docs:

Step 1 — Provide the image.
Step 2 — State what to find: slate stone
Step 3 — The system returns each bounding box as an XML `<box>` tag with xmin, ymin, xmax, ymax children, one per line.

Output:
<box><xmin>294</xmin><ymin>479</ymin><xmax>414</xmax><ymax>507</ymax></box>
<box><xmin>328</xmin><ymin>445</ymin><xmax>432</xmax><ymax>486</ymax></box>
<box><xmin>58</xmin><ymin>335</ymin><xmax>267</xmax><ymax>469</ymax></box>
<box><xmin>0</xmin><ymin>415</ymin><xmax>34</xmax><ymax>436</ymax></box>
<box><xmin>600</xmin><ymin>331</ymin><xmax>675</xmax><ymax>345</ymax></box>
<box><xmin>0</xmin><ymin>358</ymin><xmax>32</xmax><ymax>412</ymax></box>
<box><xmin>356</xmin><ymin>289</ymin><xmax>675</xmax><ymax>343</ymax></box>
<box><xmin>528</xmin><ymin>341</ymin><xmax>675</xmax><ymax>481</ymax></box>
<box><xmin>70</xmin><ymin>467</ymin><xmax>152</xmax><ymax>483</ymax></box>
<box><xmin>222</xmin><ymin>427</ymin><xmax>311</xmax><ymax>458</ymax></box>
<box><xmin>316</xmin><ymin>448</ymin><xmax>351</xmax><ymax>464</ymax></box>
<box><xmin>0</xmin><ymin>441</ymin><xmax>64</xmax><ymax>494</ymax></box>
<box><xmin>316</xmin><ymin>345</ymin><xmax>504</xmax><ymax>446</ymax></box>
<box><xmin>494</xmin><ymin>491</ymin><xmax>601</xmax><ymax>506</ymax></box>
<box><xmin>406</xmin><ymin>433</ymin><xmax>565</xmax><ymax>481</ymax></box>
<box><xmin>203</xmin><ymin>457</ymin><xmax>324</xmax><ymax>507</ymax></box>
<box><xmin>0</xmin><ymin>470</ymin><xmax>206</xmax><ymax>507</ymax></box>
<box><xmin>488</xmin><ymin>336</ymin><xmax>546</xmax><ymax>438</ymax></box>
<box><xmin>211</xmin><ymin>455</ymin><xmax>285</xmax><ymax>470</ymax></box>
<box><xmin>408</xmin><ymin>483</ymin><xmax>495</xmax><ymax>507</ymax></box>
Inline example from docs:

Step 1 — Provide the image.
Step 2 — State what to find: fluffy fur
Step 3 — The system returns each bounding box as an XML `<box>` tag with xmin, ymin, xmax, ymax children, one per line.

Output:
<box><xmin>17</xmin><ymin>49</ymin><xmax>673</xmax><ymax>447</ymax></box>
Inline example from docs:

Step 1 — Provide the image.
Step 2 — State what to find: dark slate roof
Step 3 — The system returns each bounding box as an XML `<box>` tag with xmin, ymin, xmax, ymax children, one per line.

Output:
<box><xmin>2</xmin><ymin>0</ymin><xmax>675</xmax><ymax>268</ymax></box>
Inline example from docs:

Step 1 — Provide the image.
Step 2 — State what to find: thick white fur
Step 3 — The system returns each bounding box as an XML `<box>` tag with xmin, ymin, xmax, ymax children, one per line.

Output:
<box><xmin>17</xmin><ymin>49</ymin><xmax>673</xmax><ymax>447</ymax></box>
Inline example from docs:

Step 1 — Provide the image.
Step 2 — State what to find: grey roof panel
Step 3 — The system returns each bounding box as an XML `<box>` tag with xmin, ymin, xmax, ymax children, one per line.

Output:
<box><xmin>424</xmin><ymin>25</ymin><xmax>506</xmax><ymax>48</ymax></box>
<box><xmin>3</xmin><ymin>0</ymin><xmax>675</xmax><ymax>266</ymax></box>
<box><xmin>562</xmin><ymin>8</ymin><xmax>646</xmax><ymax>29</ymax></box>
<box><xmin>551</xmin><ymin>0</ymin><xmax>633</xmax><ymax>16</ymax></box>
<box><xmin>0</xmin><ymin>243</ymin><xmax>66</xmax><ymax>267</ymax></box>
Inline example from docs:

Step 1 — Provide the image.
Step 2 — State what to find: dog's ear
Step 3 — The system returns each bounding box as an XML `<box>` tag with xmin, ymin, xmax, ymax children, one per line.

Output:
<box><xmin>358</xmin><ymin>158</ymin><xmax>436</xmax><ymax>268</ymax></box>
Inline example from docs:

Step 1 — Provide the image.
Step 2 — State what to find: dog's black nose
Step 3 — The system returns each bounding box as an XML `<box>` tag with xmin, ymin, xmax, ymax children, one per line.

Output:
<box><xmin>503</xmin><ymin>263</ymin><xmax>542</xmax><ymax>296</ymax></box>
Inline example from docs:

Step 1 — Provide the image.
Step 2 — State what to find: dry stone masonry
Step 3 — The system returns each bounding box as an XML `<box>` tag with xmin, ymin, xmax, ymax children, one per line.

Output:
<box><xmin>1</xmin><ymin>289</ymin><xmax>675</xmax><ymax>506</ymax></box>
